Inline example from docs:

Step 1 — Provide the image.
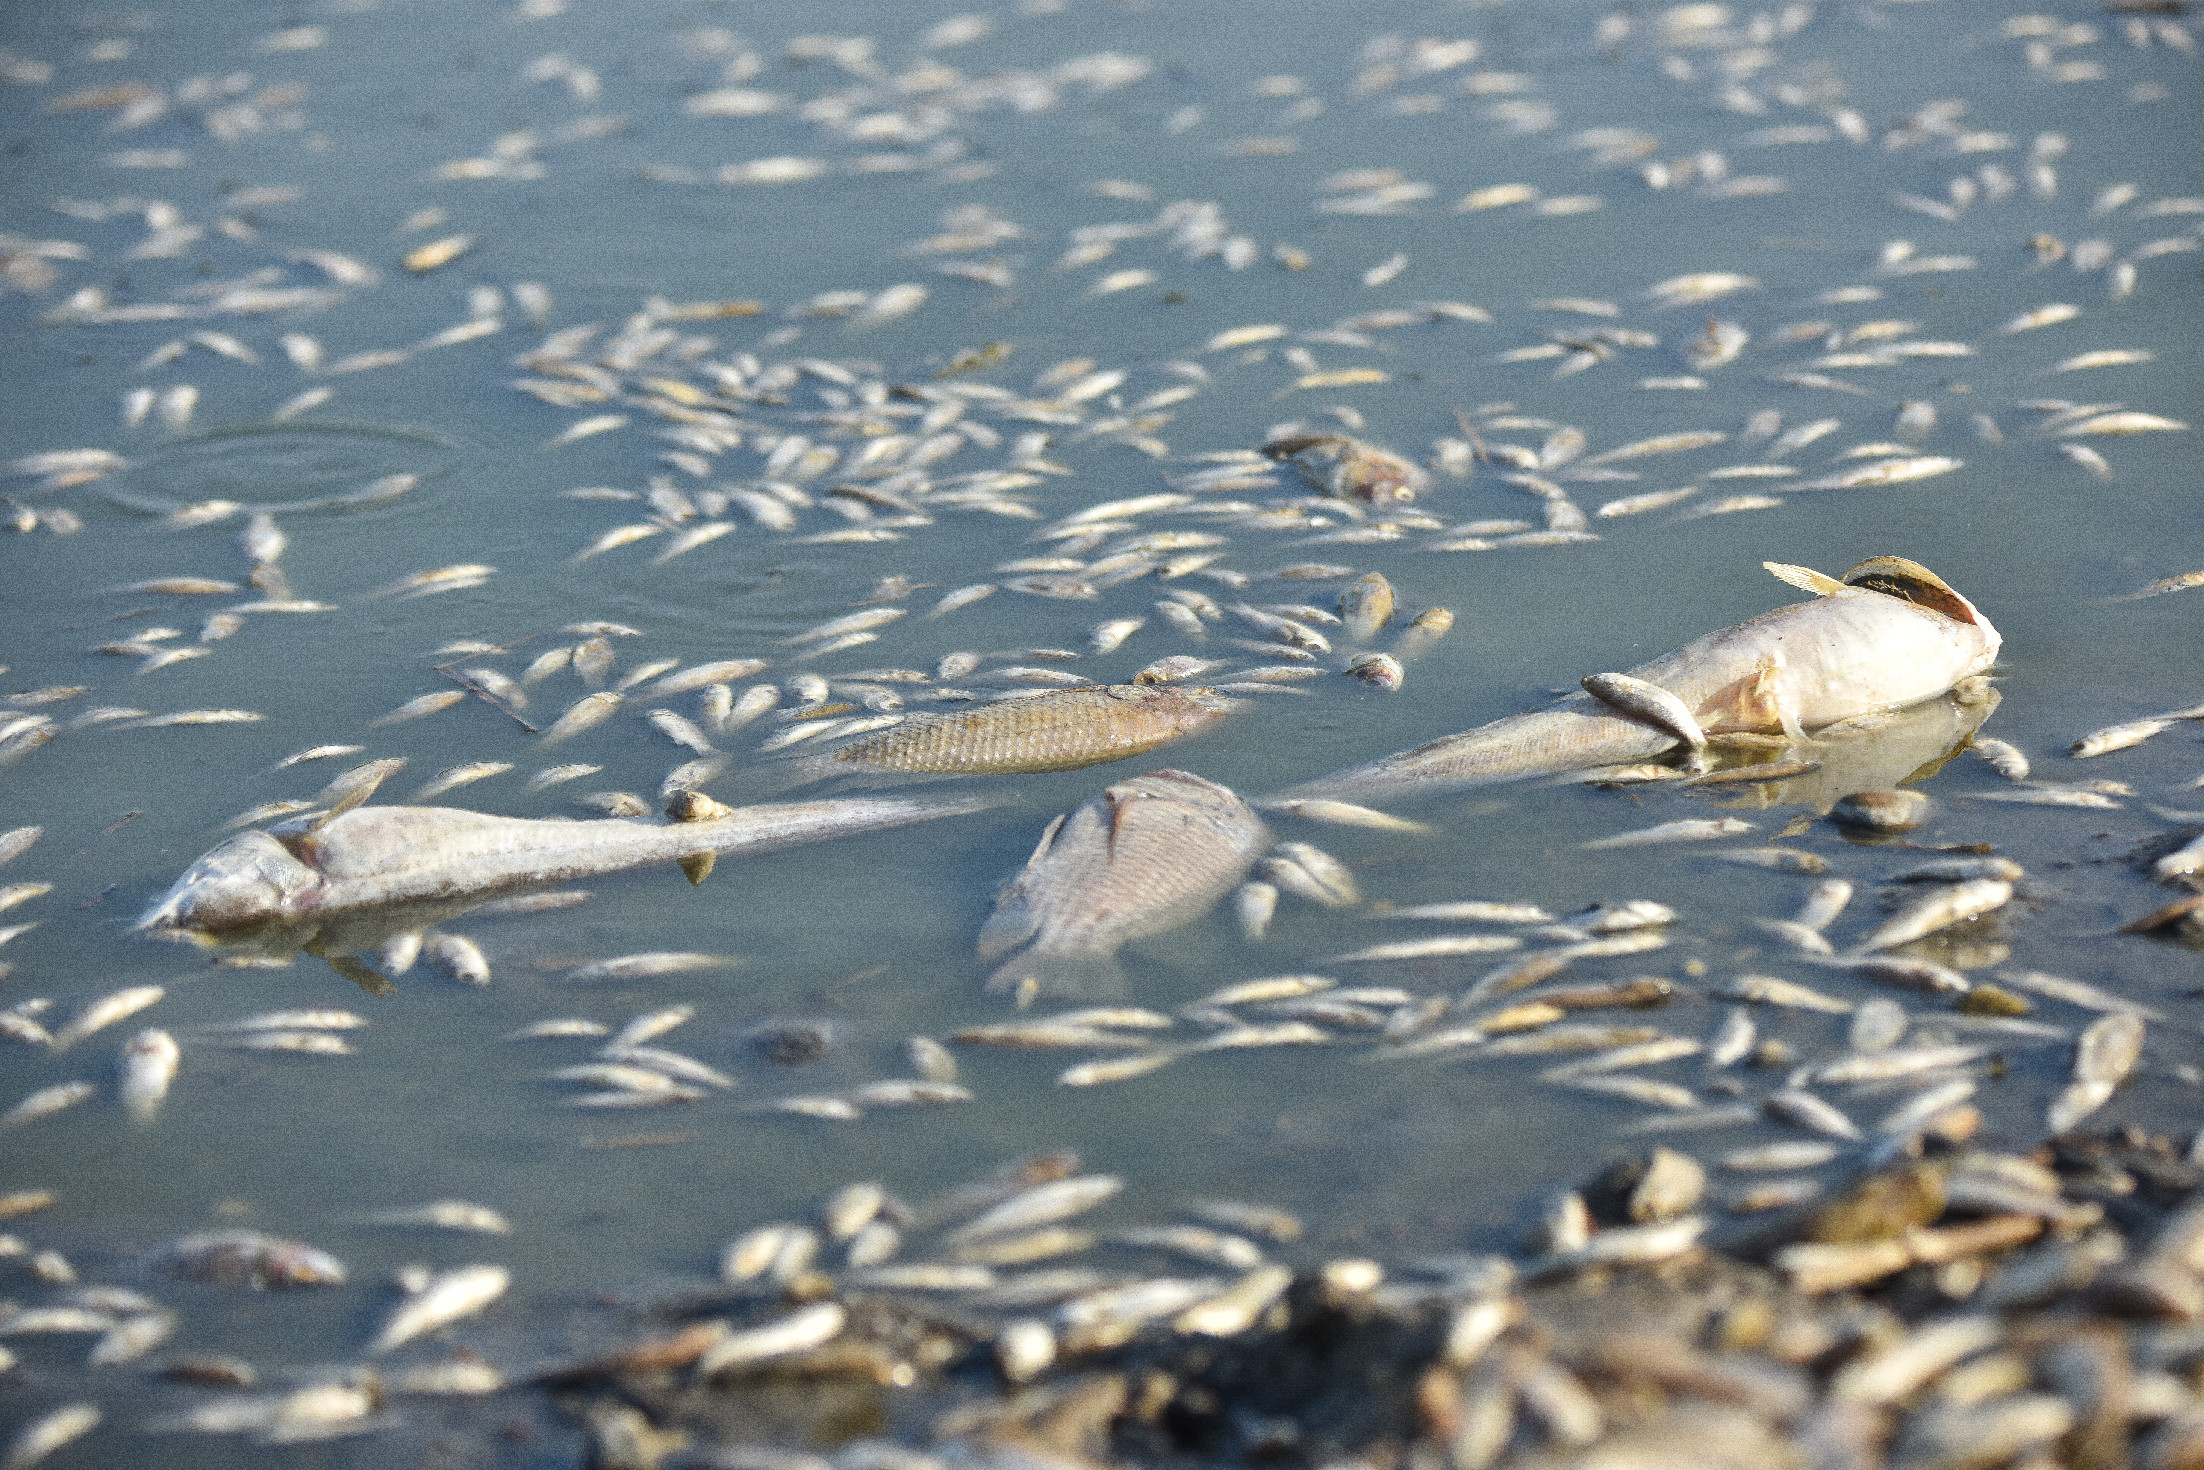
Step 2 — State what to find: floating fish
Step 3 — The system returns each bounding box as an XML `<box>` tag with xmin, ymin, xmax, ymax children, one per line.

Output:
<box><xmin>791</xmin><ymin>684</ymin><xmax>1238</xmax><ymax>780</ymax></box>
<box><xmin>138</xmin><ymin>797</ymin><xmax>993</xmax><ymax>935</ymax></box>
<box><xmin>980</xmin><ymin>770</ymin><xmax>1271</xmax><ymax>998</ymax></box>
<box><xmin>1278</xmin><ymin>557</ymin><xmax>1999</xmax><ymax>801</ymax></box>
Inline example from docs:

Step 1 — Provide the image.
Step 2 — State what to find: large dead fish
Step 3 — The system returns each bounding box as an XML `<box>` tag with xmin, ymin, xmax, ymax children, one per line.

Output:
<box><xmin>1281</xmin><ymin>557</ymin><xmax>2001</xmax><ymax>802</ymax></box>
<box><xmin>980</xmin><ymin>769</ymin><xmax>1271</xmax><ymax>999</ymax></box>
<box><xmin>138</xmin><ymin>797</ymin><xmax>992</xmax><ymax>936</ymax></box>
<box><xmin>791</xmin><ymin>683</ymin><xmax>1238</xmax><ymax>781</ymax></box>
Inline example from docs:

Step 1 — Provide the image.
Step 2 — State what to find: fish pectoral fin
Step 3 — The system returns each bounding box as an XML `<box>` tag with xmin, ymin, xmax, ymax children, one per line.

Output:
<box><xmin>1762</xmin><ymin>561</ymin><xmax>1847</xmax><ymax>597</ymax></box>
<box><xmin>1747</xmin><ymin>653</ymin><xmax>1814</xmax><ymax>745</ymax></box>
<box><xmin>319</xmin><ymin>947</ymin><xmax>396</xmax><ymax>997</ymax></box>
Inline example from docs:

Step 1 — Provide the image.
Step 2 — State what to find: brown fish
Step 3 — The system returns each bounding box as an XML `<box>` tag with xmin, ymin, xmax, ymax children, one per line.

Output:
<box><xmin>980</xmin><ymin>770</ymin><xmax>1271</xmax><ymax>998</ymax></box>
<box><xmin>1263</xmin><ymin>434</ymin><xmax>1429</xmax><ymax>506</ymax></box>
<box><xmin>796</xmin><ymin>684</ymin><xmax>1238</xmax><ymax>781</ymax></box>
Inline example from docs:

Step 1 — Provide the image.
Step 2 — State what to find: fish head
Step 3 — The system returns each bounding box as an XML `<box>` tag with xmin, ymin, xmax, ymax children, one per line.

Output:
<box><xmin>1839</xmin><ymin>556</ymin><xmax>2000</xmax><ymax>669</ymax></box>
<box><xmin>135</xmin><ymin>830</ymin><xmax>324</xmax><ymax>933</ymax></box>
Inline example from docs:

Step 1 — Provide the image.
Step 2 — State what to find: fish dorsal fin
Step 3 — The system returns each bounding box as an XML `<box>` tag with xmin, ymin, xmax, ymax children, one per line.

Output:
<box><xmin>1762</xmin><ymin>561</ymin><xmax>1847</xmax><ymax>596</ymax></box>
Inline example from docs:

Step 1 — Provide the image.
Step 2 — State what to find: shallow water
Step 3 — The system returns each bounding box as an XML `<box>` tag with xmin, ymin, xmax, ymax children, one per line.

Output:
<box><xmin>0</xmin><ymin>0</ymin><xmax>2200</xmax><ymax>1461</ymax></box>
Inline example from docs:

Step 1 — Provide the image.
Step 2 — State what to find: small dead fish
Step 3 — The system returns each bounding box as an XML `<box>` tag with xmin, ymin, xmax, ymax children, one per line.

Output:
<box><xmin>539</xmin><ymin>691</ymin><xmax>623</xmax><ymax>746</ymax></box>
<box><xmin>1584</xmin><ymin>817</ymin><xmax>1753</xmax><ymax>849</ymax></box>
<box><xmin>51</xmin><ymin>985</ymin><xmax>164</xmax><ymax>1052</ymax></box>
<box><xmin>1338</xmin><ymin>572</ymin><xmax>1395</xmax><ymax>643</ymax></box>
<box><xmin>1089</xmin><ymin>617</ymin><xmax>1145</xmax><ymax>654</ymax></box>
<box><xmin>118</xmin><ymin>1028</ymin><xmax>180</xmax><ymax>1122</ymax></box>
<box><xmin>1333</xmin><ymin>934</ymin><xmax>1522</xmax><ymax>963</ymax></box>
<box><xmin>1264</xmin><ymin>434</ymin><xmax>1428</xmax><ymax>506</ymax></box>
<box><xmin>2070</xmin><ymin>717</ymin><xmax>2171</xmax><ymax>757</ymax></box>
<box><xmin>1853</xmin><ymin>878</ymin><xmax>2012</xmax><ymax>952</ymax></box>
<box><xmin>5</xmin><ymin>1404</ymin><xmax>100</xmax><ymax>1466</ymax></box>
<box><xmin>2057</xmin><ymin>411</ymin><xmax>2185</xmax><ymax>436</ymax></box>
<box><xmin>567</xmin><ymin>952</ymin><xmax>731</xmax><ymax>983</ymax></box>
<box><xmin>1256</xmin><ymin>798</ymin><xmax>1429</xmax><ymax>832</ymax></box>
<box><xmin>1716</xmin><ymin>974</ymin><xmax>1854</xmax><ymax>1014</ymax></box>
<box><xmin>370</xmin><ymin>690</ymin><xmax>468</xmax><ymax>728</ymax></box>
<box><xmin>425</xmin><ymin>933</ymin><xmax>490</xmax><ymax>985</ymax></box>
<box><xmin>365</xmin><ymin>1200</ymin><xmax>512</xmax><ymax>1234</ymax></box>
<box><xmin>2</xmin><ymin>1081</ymin><xmax>96</xmax><ymax>1127</ymax></box>
<box><xmin>1968</xmin><ymin>786</ymin><xmax>2122</xmax><ymax>810</ymax></box>
<box><xmin>221</xmin><ymin>1031</ymin><xmax>354</xmax><ymax>1055</ymax></box>
<box><xmin>368</xmin><ymin>1263</ymin><xmax>508</xmax><ymax>1353</ymax></box>
<box><xmin>1260</xmin><ymin>841</ymin><xmax>1360</xmax><ymax>908</ymax></box>
<box><xmin>1582</xmin><ymin>671</ymin><xmax>1706</xmax><ymax>752</ymax></box>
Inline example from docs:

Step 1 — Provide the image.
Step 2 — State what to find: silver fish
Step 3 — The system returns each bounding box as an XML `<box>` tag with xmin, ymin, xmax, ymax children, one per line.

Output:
<box><xmin>367</xmin><ymin>1263</ymin><xmax>508</xmax><ymax>1353</ymax></box>
<box><xmin>139</xmin><ymin>797</ymin><xmax>990</xmax><ymax>934</ymax></box>
<box><xmin>980</xmin><ymin>770</ymin><xmax>1271</xmax><ymax>997</ymax></box>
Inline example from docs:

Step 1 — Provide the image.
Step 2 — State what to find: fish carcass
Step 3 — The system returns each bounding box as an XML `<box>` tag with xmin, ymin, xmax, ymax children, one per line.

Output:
<box><xmin>138</xmin><ymin>797</ymin><xmax>993</xmax><ymax>935</ymax></box>
<box><xmin>980</xmin><ymin>770</ymin><xmax>1272</xmax><ymax>998</ymax></box>
<box><xmin>1280</xmin><ymin>557</ymin><xmax>2001</xmax><ymax>802</ymax></box>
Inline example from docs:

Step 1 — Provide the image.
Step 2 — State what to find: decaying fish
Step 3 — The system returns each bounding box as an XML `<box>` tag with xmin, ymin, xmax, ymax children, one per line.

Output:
<box><xmin>138</xmin><ymin>797</ymin><xmax>992</xmax><ymax>935</ymax></box>
<box><xmin>980</xmin><ymin>770</ymin><xmax>1271</xmax><ymax>997</ymax></box>
<box><xmin>791</xmin><ymin>684</ymin><xmax>1238</xmax><ymax>780</ymax></box>
<box><xmin>154</xmin><ymin>1230</ymin><xmax>346</xmax><ymax>1288</ymax></box>
<box><xmin>1280</xmin><ymin>557</ymin><xmax>2000</xmax><ymax>801</ymax></box>
<box><xmin>1263</xmin><ymin>433</ymin><xmax>1430</xmax><ymax>506</ymax></box>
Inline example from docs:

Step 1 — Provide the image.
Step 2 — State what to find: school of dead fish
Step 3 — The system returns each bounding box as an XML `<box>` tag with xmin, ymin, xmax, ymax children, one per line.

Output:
<box><xmin>0</xmin><ymin>0</ymin><xmax>2201</xmax><ymax>1467</ymax></box>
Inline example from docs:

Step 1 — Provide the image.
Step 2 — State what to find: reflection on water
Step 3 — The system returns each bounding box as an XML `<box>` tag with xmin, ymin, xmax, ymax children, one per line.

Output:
<box><xmin>0</xmin><ymin>0</ymin><xmax>2200</xmax><ymax>1460</ymax></box>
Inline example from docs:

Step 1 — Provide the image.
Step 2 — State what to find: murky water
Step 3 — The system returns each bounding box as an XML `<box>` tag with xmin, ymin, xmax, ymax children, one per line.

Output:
<box><xmin>1</xmin><ymin>0</ymin><xmax>2199</xmax><ymax>1462</ymax></box>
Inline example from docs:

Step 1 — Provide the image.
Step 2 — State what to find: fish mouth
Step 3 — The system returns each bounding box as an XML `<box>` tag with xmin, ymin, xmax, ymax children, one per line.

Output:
<box><xmin>1839</xmin><ymin>556</ymin><xmax>1984</xmax><ymax>627</ymax></box>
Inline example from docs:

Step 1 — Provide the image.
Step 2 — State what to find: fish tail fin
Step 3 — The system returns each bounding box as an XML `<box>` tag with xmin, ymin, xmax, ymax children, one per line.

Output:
<box><xmin>984</xmin><ymin>950</ymin><xmax>1128</xmax><ymax>1002</ymax></box>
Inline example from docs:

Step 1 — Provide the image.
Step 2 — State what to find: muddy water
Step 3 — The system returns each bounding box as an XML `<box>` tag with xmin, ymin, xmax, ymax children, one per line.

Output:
<box><xmin>0</xmin><ymin>0</ymin><xmax>2198</xmax><ymax>1461</ymax></box>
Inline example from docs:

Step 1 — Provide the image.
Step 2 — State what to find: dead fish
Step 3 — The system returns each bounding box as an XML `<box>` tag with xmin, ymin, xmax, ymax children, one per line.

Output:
<box><xmin>1281</xmin><ymin>557</ymin><xmax>1998</xmax><ymax>801</ymax></box>
<box><xmin>2070</xmin><ymin>717</ymin><xmax>2171</xmax><ymax>757</ymax></box>
<box><xmin>1581</xmin><ymin>671</ymin><xmax>1707</xmax><ymax>756</ymax></box>
<box><xmin>364</xmin><ymin>1200</ymin><xmax>511</xmax><ymax>1235</ymax></box>
<box><xmin>1584</xmin><ymin>818</ymin><xmax>1754</xmax><ymax>850</ymax></box>
<box><xmin>4</xmin><ymin>1404</ymin><xmax>100</xmax><ymax>1467</ymax></box>
<box><xmin>1339</xmin><ymin>572</ymin><xmax>1395</xmax><ymax>642</ymax></box>
<box><xmin>51</xmin><ymin>985</ymin><xmax>164</xmax><ymax>1051</ymax></box>
<box><xmin>1260</xmin><ymin>841</ymin><xmax>1360</xmax><ymax>907</ymax></box>
<box><xmin>1853</xmin><ymin>878</ymin><xmax>2012</xmax><ymax>952</ymax></box>
<box><xmin>118</xmin><ymin>1028</ymin><xmax>180</xmax><ymax>1122</ymax></box>
<box><xmin>1264</xmin><ymin>434</ymin><xmax>1429</xmax><ymax>506</ymax></box>
<box><xmin>371</xmin><ymin>690</ymin><xmax>468</xmax><ymax>728</ymax></box>
<box><xmin>154</xmin><ymin>1230</ymin><xmax>346</xmax><ymax>1288</ymax></box>
<box><xmin>538</xmin><ymin>691</ymin><xmax>623</xmax><ymax>746</ymax></box>
<box><xmin>138</xmin><ymin>797</ymin><xmax>991</xmax><ymax>933</ymax></box>
<box><xmin>793</xmin><ymin>684</ymin><xmax>1238</xmax><ymax>780</ymax></box>
<box><xmin>368</xmin><ymin>1263</ymin><xmax>507</xmax><ymax>1353</ymax></box>
<box><xmin>1255</xmin><ymin>798</ymin><xmax>1430</xmax><ymax>832</ymax></box>
<box><xmin>980</xmin><ymin>770</ymin><xmax>1271</xmax><ymax>998</ymax></box>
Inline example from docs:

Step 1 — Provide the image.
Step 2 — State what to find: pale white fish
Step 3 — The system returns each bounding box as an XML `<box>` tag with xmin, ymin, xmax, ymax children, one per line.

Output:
<box><xmin>118</xmin><ymin>1028</ymin><xmax>180</xmax><ymax>1122</ymax></box>
<box><xmin>367</xmin><ymin>1263</ymin><xmax>509</xmax><ymax>1353</ymax></box>
<box><xmin>51</xmin><ymin>986</ymin><xmax>164</xmax><ymax>1052</ymax></box>
<box><xmin>364</xmin><ymin>1201</ymin><xmax>512</xmax><ymax>1234</ymax></box>
<box><xmin>1583</xmin><ymin>818</ymin><xmax>1753</xmax><ymax>850</ymax></box>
